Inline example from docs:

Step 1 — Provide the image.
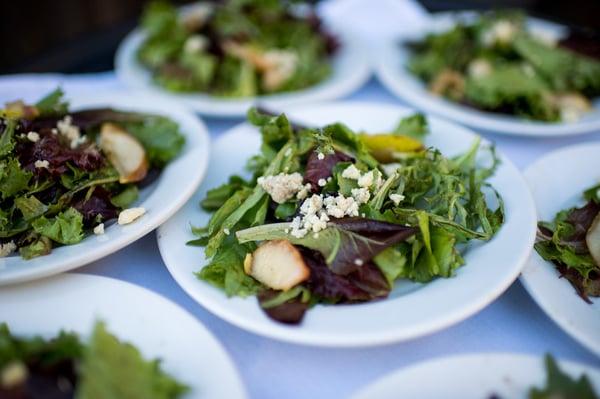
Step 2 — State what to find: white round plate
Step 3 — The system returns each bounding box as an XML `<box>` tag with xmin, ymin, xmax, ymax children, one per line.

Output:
<box><xmin>0</xmin><ymin>92</ymin><xmax>210</xmax><ymax>285</ymax></box>
<box><xmin>157</xmin><ymin>102</ymin><xmax>536</xmax><ymax>347</ymax></box>
<box><xmin>375</xmin><ymin>12</ymin><xmax>600</xmax><ymax>136</ymax></box>
<box><xmin>115</xmin><ymin>9</ymin><xmax>370</xmax><ymax>117</ymax></box>
<box><xmin>522</xmin><ymin>142</ymin><xmax>600</xmax><ymax>356</ymax></box>
<box><xmin>0</xmin><ymin>273</ymin><xmax>246</xmax><ymax>399</ymax></box>
<box><xmin>351</xmin><ymin>353</ymin><xmax>600</xmax><ymax>399</ymax></box>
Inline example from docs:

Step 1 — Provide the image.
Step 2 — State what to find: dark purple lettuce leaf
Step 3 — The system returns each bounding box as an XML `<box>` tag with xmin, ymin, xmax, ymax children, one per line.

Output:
<box><xmin>303</xmin><ymin>150</ymin><xmax>352</xmax><ymax>192</ymax></box>
<box><xmin>72</xmin><ymin>188</ymin><xmax>119</xmax><ymax>226</ymax></box>
<box><xmin>257</xmin><ymin>290</ymin><xmax>309</xmax><ymax>325</ymax></box>
<box><xmin>565</xmin><ymin>201</ymin><xmax>600</xmax><ymax>244</ymax></box>
<box><xmin>22</xmin><ymin>108</ymin><xmax>140</xmax><ymax>132</ymax></box>
<box><xmin>328</xmin><ymin>218</ymin><xmax>418</xmax><ymax>275</ymax></box>
<box><xmin>556</xmin><ymin>263</ymin><xmax>600</xmax><ymax>304</ymax></box>
<box><xmin>302</xmin><ymin>246</ymin><xmax>390</xmax><ymax>302</ymax></box>
<box><xmin>16</xmin><ymin>130</ymin><xmax>104</xmax><ymax>176</ymax></box>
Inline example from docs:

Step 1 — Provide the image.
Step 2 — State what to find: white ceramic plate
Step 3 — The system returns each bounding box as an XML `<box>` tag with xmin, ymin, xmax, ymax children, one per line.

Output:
<box><xmin>351</xmin><ymin>353</ymin><xmax>600</xmax><ymax>399</ymax></box>
<box><xmin>0</xmin><ymin>92</ymin><xmax>210</xmax><ymax>285</ymax></box>
<box><xmin>115</xmin><ymin>7</ymin><xmax>370</xmax><ymax>117</ymax></box>
<box><xmin>0</xmin><ymin>273</ymin><xmax>246</xmax><ymax>399</ymax></box>
<box><xmin>375</xmin><ymin>12</ymin><xmax>600</xmax><ymax>136</ymax></box>
<box><xmin>157</xmin><ymin>102</ymin><xmax>536</xmax><ymax>347</ymax></box>
<box><xmin>522</xmin><ymin>143</ymin><xmax>600</xmax><ymax>356</ymax></box>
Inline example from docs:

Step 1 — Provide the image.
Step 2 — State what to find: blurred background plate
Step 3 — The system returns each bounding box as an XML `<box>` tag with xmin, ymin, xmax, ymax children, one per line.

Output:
<box><xmin>351</xmin><ymin>353</ymin><xmax>600</xmax><ymax>399</ymax></box>
<box><xmin>0</xmin><ymin>273</ymin><xmax>247</xmax><ymax>399</ymax></box>
<box><xmin>375</xmin><ymin>12</ymin><xmax>600</xmax><ymax>136</ymax></box>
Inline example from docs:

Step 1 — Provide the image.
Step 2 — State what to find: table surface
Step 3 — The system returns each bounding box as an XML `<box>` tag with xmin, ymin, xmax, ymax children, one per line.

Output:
<box><xmin>1</xmin><ymin>72</ymin><xmax>600</xmax><ymax>399</ymax></box>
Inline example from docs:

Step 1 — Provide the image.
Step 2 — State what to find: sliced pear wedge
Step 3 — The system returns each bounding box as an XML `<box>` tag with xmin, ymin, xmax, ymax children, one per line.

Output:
<box><xmin>99</xmin><ymin>123</ymin><xmax>148</xmax><ymax>184</ymax></box>
<box><xmin>244</xmin><ymin>240</ymin><xmax>310</xmax><ymax>291</ymax></box>
<box><xmin>586</xmin><ymin>212</ymin><xmax>600</xmax><ymax>266</ymax></box>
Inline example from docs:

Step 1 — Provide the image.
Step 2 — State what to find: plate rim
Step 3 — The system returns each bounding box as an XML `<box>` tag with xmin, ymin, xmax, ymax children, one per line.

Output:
<box><xmin>373</xmin><ymin>11</ymin><xmax>600</xmax><ymax>137</ymax></box>
<box><xmin>157</xmin><ymin>100</ymin><xmax>537</xmax><ymax>347</ymax></box>
<box><xmin>521</xmin><ymin>142</ymin><xmax>600</xmax><ymax>357</ymax></box>
<box><xmin>0</xmin><ymin>91</ymin><xmax>211</xmax><ymax>286</ymax></box>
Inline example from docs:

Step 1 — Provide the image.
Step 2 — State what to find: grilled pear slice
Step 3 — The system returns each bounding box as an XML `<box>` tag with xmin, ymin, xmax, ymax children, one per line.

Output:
<box><xmin>99</xmin><ymin>123</ymin><xmax>148</xmax><ymax>184</ymax></box>
<box><xmin>244</xmin><ymin>240</ymin><xmax>310</xmax><ymax>291</ymax></box>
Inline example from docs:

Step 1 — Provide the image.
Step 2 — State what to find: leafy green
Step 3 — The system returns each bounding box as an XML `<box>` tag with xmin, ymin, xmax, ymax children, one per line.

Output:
<box><xmin>392</xmin><ymin>113</ymin><xmax>429</xmax><ymax>140</ymax></box>
<box><xmin>137</xmin><ymin>0</ymin><xmax>334</xmax><ymax>96</ymax></box>
<box><xmin>406</xmin><ymin>10</ymin><xmax>600</xmax><ymax>122</ymax></box>
<box><xmin>529</xmin><ymin>354</ymin><xmax>598</xmax><ymax>399</ymax></box>
<box><xmin>110</xmin><ymin>185</ymin><xmax>139</xmax><ymax>208</ymax></box>
<box><xmin>32</xmin><ymin>207</ymin><xmax>84</xmax><ymax>245</ymax></box>
<box><xmin>0</xmin><ymin>158</ymin><xmax>32</xmax><ymax>200</ymax></box>
<box><xmin>19</xmin><ymin>236</ymin><xmax>52</xmax><ymax>259</ymax></box>
<box><xmin>35</xmin><ymin>88</ymin><xmax>69</xmax><ymax>117</ymax></box>
<box><xmin>77</xmin><ymin>322</ymin><xmax>188</xmax><ymax>399</ymax></box>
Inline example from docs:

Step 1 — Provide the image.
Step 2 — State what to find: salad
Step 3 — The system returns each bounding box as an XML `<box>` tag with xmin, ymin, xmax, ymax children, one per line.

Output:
<box><xmin>137</xmin><ymin>0</ymin><xmax>338</xmax><ymax>96</ymax></box>
<box><xmin>190</xmin><ymin>108</ymin><xmax>504</xmax><ymax>324</ymax></box>
<box><xmin>535</xmin><ymin>184</ymin><xmax>600</xmax><ymax>303</ymax></box>
<box><xmin>0</xmin><ymin>322</ymin><xmax>188</xmax><ymax>399</ymax></box>
<box><xmin>0</xmin><ymin>89</ymin><xmax>184</xmax><ymax>260</ymax></box>
<box><xmin>405</xmin><ymin>11</ymin><xmax>600</xmax><ymax>122</ymax></box>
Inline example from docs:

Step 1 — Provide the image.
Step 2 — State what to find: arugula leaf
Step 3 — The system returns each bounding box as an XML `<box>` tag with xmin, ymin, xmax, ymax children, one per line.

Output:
<box><xmin>15</xmin><ymin>195</ymin><xmax>48</xmax><ymax>221</ymax></box>
<box><xmin>77</xmin><ymin>321</ymin><xmax>188</xmax><ymax>399</ymax></box>
<box><xmin>0</xmin><ymin>119</ymin><xmax>16</xmax><ymax>158</ymax></box>
<box><xmin>392</xmin><ymin>113</ymin><xmax>429</xmax><ymax>140</ymax></box>
<box><xmin>32</xmin><ymin>207</ymin><xmax>84</xmax><ymax>245</ymax></box>
<box><xmin>529</xmin><ymin>354</ymin><xmax>599</xmax><ymax>399</ymax></box>
<box><xmin>196</xmin><ymin>240</ymin><xmax>261</xmax><ymax>297</ymax></box>
<box><xmin>110</xmin><ymin>185</ymin><xmax>139</xmax><ymax>208</ymax></box>
<box><xmin>201</xmin><ymin>175</ymin><xmax>248</xmax><ymax>211</ymax></box>
<box><xmin>35</xmin><ymin>88</ymin><xmax>69</xmax><ymax>117</ymax></box>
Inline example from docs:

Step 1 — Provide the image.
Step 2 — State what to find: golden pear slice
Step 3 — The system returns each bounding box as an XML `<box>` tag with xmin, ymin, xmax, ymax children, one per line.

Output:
<box><xmin>99</xmin><ymin>123</ymin><xmax>148</xmax><ymax>184</ymax></box>
<box><xmin>244</xmin><ymin>240</ymin><xmax>310</xmax><ymax>291</ymax></box>
<box><xmin>586</xmin><ymin>212</ymin><xmax>600</xmax><ymax>266</ymax></box>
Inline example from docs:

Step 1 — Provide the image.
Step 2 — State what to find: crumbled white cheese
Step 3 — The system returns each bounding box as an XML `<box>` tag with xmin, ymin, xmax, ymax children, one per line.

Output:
<box><xmin>351</xmin><ymin>187</ymin><xmax>370</xmax><ymax>204</ymax></box>
<box><xmin>318</xmin><ymin>178</ymin><xmax>327</xmax><ymax>187</ymax></box>
<box><xmin>1</xmin><ymin>361</ymin><xmax>28</xmax><ymax>388</ymax></box>
<box><xmin>389</xmin><ymin>193</ymin><xmax>405</xmax><ymax>206</ymax></box>
<box><xmin>296</xmin><ymin>183</ymin><xmax>311</xmax><ymax>200</ymax></box>
<box><xmin>93</xmin><ymin>223</ymin><xmax>105</xmax><ymax>235</ymax></box>
<box><xmin>482</xmin><ymin>20</ymin><xmax>517</xmax><ymax>47</ymax></box>
<box><xmin>257</xmin><ymin>172</ymin><xmax>305</xmax><ymax>204</ymax></box>
<box><xmin>341</xmin><ymin>164</ymin><xmax>361</xmax><ymax>180</ymax></box>
<box><xmin>358</xmin><ymin>170</ymin><xmax>374</xmax><ymax>188</ymax></box>
<box><xmin>27</xmin><ymin>131</ymin><xmax>40</xmax><ymax>142</ymax></box>
<box><xmin>34</xmin><ymin>160</ymin><xmax>49</xmax><ymax>169</ymax></box>
<box><xmin>324</xmin><ymin>194</ymin><xmax>359</xmax><ymax>218</ymax></box>
<box><xmin>57</xmin><ymin>115</ymin><xmax>85</xmax><ymax>149</ymax></box>
<box><xmin>117</xmin><ymin>207</ymin><xmax>146</xmax><ymax>225</ymax></box>
<box><xmin>0</xmin><ymin>241</ymin><xmax>16</xmax><ymax>258</ymax></box>
<box><xmin>51</xmin><ymin>128</ymin><xmax>58</xmax><ymax>135</ymax></box>
<box><xmin>183</xmin><ymin>34</ymin><xmax>208</xmax><ymax>54</ymax></box>
<box><xmin>468</xmin><ymin>59</ymin><xmax>492</xmax><ymax>78</ymax></box>
<box><xmin>354</xmin><ymin>258</ymin><xmax>364</xmax><ymax>266</ymax></box>
<box><xmin>317</xmin><ymin>152</ymin><xmax>325</xmax><ymax>160</ymax></box>
<box><xmin>223</xmin><ymin>228</ymin><xmax>230</xmax><ymax>235</ymax></box>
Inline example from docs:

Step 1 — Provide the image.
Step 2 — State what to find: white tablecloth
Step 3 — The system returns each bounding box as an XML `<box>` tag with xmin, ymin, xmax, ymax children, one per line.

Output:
<box><xmin>1</xmin><ymin>69</ymin><xmax>600</xmax><ymax>399</ymax></box>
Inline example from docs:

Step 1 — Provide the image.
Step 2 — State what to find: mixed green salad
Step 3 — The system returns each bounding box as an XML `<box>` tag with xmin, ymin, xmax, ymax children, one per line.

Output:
<box><xmin>137</xmin><ymin>0</ymin><xmax>338</xmax><ymax>96</ymax></box>
<box><xmin>406</xmin><ymin>11</ymin><xmax>600</xmax><ymax>122</ymax></box>
<box><xmin>535</xmin><ymin>184</ymin><xmax>600</xmax><ymax>302</ymax></box>
<box><xmin>0</xmin><ymin>322</ymin><xmax>188</xmax><ymax>399</ymax></box>
<box><xmin>0</xmin><ymin>89</ymin><xmax>184</xmax><ymax>260</ymax></box>
<box><xmin>492</xmin><ymin>355</ymin><xmax>599</xmax><ymax>399</ymax></box>
<box><xmin>190</xmin><ymin>108</ymin><xmax>504</xmax><ymax>324</ymax></box>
